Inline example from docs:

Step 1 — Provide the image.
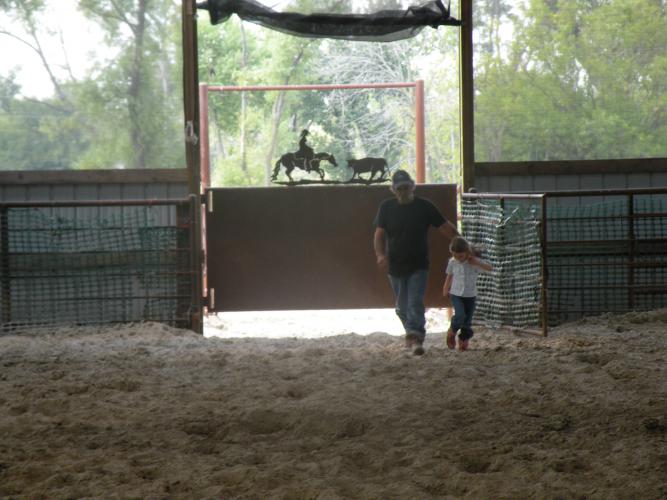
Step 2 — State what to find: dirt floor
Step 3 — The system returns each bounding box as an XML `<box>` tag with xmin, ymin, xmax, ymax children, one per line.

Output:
<box><xmin>1</xmin><ymin>310</ymin><xmax>666</xmax><ymax>499</ymax></box>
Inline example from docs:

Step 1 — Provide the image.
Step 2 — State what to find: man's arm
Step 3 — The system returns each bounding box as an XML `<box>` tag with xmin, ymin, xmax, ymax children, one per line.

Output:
<box><xmin>437</xmin><ymin>220</ymin><xmax>459</xmax><ymax>239</ymax></box>
<box><xmin>373</xmin><ymin>227</ymin><xmax>389</xmax><ymax>273</ymax></box>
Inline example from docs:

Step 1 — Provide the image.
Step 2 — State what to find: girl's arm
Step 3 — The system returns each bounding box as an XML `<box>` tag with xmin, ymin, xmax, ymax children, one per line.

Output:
<box><xmin>442</xmin><ymin>273</ymin><xmax>453</xmax><ymax>296</ymax></box>
<box><xmin>468</xmin><ymin>255</ymin><xmax>493</xmax><ymax>272</ymax></box>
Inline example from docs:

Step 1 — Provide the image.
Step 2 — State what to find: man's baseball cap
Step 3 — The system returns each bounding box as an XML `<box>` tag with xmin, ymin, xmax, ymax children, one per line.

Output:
<box><xmin>391</xmin><ymin>169</ymin><xmax>414</xmax><ymax>188</ymax></box>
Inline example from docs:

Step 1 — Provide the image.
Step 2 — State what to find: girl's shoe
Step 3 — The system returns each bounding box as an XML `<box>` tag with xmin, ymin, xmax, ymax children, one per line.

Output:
<box><xmin>446</xmin><ymin>329</ymin><xmax>456</xmax><ymax>349</ymax></box>
<box><xmin>458</xmin><ymin>339</ymin><xmax>469</xmax><ymax>351</ymax></box>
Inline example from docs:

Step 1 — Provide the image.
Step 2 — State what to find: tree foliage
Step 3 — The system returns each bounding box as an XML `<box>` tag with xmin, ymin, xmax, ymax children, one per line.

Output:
<box><xmin>0</xmin><ymin>0</ymin><xmax>183</xmax><ymax>170</ymax></box>
<box><xmin>474</xmin><ymin>0</ymin><xmax>667</xmax><ymax>162</ymax></box>
<box><xmin>1</xmin><ymin>0</ymin><xmax>665</xmax><ymax>181</ymax></box>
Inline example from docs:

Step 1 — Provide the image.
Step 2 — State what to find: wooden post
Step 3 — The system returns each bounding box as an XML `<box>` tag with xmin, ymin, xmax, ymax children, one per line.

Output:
<box><xmin>459</xmin><ymin>0</ymin><xmax>475</xmax><ymax>192</ymax></box>
<box><xmin>182</xmin><ymin>0</ymin><xmax>200</xmax><ymax>197</ymax></box>
<box><xmin>182</xmin><ymin>0</ymin><xmax>204</xmax><ymax>333</ymax></box>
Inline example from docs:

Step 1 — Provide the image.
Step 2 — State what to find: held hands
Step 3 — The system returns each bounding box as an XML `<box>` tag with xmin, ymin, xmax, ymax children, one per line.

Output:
<box><xmin>468</xmin><ymin>255</ymin><xmax>493</xmax><ymax>272</ymax></box>
<box><xmin>467</xmin><ymin>255</ymin><xmax>482</xmax><ymax>266</ymax></box>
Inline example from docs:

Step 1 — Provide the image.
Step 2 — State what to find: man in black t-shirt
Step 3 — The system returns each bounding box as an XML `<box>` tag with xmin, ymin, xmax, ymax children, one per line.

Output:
<box><xmin>373</xmin><ymin>170</ymin><xmax>459</xmax><ymax>355</ymax></box>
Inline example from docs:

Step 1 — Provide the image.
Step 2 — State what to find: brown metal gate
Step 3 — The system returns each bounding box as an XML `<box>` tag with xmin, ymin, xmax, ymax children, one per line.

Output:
<box><xmin>205</xmin><ymin>184</ymin><xmax>457</xmax><ymax>312</ymax></box>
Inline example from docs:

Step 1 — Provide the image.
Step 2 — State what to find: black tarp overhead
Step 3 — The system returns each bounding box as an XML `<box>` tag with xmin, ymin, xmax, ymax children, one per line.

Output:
<box><xmin>196</xmin><ymin>0</ymin><xmax>462</xmax><ymax>42</ymax></box>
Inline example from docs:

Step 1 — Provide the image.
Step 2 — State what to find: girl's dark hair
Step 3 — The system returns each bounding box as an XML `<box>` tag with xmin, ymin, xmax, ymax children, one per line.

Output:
<box><xmin>449</xmin><ymin>236</ymin><xmax>470</xmax><ymax>253</ymax></box>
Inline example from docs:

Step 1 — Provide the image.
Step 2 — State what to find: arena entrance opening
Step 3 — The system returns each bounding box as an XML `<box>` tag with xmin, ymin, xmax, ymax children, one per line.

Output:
<box><xmin>203</xmin><ymin>184</ymin><xmax>457</xmax><ymax>319</ymax></box>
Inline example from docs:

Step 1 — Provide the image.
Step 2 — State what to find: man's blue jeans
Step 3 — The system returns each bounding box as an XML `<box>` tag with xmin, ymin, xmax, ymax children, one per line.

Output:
<box><xmin>450</xmin><ymin>295</ymin><xmax>476</xmax><ymax>341</ymax></box>
<box><xmin>388</xmin><ymin>269</ymin><xmax>428</xmax><ymax>341</ymax></box>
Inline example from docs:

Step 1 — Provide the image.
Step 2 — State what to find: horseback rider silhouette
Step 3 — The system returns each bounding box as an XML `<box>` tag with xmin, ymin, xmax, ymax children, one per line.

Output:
<box><xmin>295</xmin><ymin>129</ymin><xmax>314</xmax><ymax>171</ymax></box>
<box><xmin>271</xmin><ymin>129</ymin><xmax>338</xmax><ymax>182</ymax></box>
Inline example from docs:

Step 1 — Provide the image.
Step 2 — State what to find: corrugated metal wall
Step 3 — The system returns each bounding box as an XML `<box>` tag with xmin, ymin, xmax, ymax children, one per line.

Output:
<box><xmin>474</xmin><ymin>159</ymin><xmax>667</xmax><ymax>195</ymax></box>
<box><xmin>0</xmin><ymin>169</ymin><xmax>190</xmax><ymax>226</ymax></box>
<box><xmin>0</xmin><ymin>182</ymin><xmax>188</xmax><ymax>202</ymax></box>
<box><xmin>476</xmin><ymin>172</ymin><xmax>667</xmax><ymax>194</ymax></box>
<box><xmin>0</xmin><ymin>170</ymin><xmax>189</xmax><ymax>201</ymax></box>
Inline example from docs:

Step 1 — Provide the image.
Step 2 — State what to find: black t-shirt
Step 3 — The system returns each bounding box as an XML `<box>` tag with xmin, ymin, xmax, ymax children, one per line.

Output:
<box><xmin>374</xmin><ymin>196</ymin><xmax>446</xmax><ymax>277</ymax></box>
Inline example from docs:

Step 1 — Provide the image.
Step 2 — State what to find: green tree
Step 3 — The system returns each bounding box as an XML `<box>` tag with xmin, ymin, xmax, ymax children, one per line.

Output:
<box><xmin>78</xmin><ymin>0</ymin><xmax>184</xmax><ymax>168</ymax></box>
<box><xmin>0</xmin><ymin>0</ymin><xmax>82</xmax><ymax>170</ymax></box>
<box><xmin>474</xmin><ymin>0</ymin><xmax>667</xmax><ymax>162</ymax></box>
<box><xmin>0</xmin><ymin>0</ymin><xmax>184</xmax><ymax>171</ymax></box>
<box><xmin>0</xmin><ymin>75</ymin><xmax>80</xmax><ymax>169</ymax></box>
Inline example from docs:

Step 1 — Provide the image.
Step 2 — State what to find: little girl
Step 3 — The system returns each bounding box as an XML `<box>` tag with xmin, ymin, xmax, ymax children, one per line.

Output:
<box><xmin>442</xmin><ymin>236</ymin><xmax>493</xmax><ymax>351</ymax></box>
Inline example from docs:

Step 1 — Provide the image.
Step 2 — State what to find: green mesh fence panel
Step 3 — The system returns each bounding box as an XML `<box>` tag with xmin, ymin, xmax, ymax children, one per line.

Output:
<box><xmin>0</xmin><ymin>202</ymin><xmax>194</xmax><ymax>334</ymax></box>
<box><xmin>461</xmin><ymin>197</ymin><xmax>543</xmax><ymax>330</ymax></box>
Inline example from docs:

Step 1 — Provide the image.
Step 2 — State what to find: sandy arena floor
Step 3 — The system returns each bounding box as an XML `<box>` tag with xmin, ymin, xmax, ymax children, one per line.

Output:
<box><xmin>1</xmin><ymin>309</ymin><xmax>666</xmax><ymax>499</ymax></box>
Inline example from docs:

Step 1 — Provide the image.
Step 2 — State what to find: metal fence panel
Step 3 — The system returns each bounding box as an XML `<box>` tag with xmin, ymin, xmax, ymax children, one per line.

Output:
<box><xmin>0</xmin><ymin>199</ymin><xmax>196</xmax><ymax>334</ymax></box>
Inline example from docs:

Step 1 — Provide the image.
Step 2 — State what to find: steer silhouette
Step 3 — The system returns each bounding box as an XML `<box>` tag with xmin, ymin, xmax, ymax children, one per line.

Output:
<box><xmin>347</xmin><ymin>157</ymin><xmax>388</xmax><ymax>181</ymax></box>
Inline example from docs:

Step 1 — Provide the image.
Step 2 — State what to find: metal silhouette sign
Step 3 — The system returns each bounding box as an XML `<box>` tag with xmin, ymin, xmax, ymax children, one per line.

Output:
<box><xmin>347</xmin><ymin>157</ymin><xmax>389</xmax><ymax>181</ymax></box>
<box><xmin>271</xmin><ymin>130</ymin><xmax>338</xmax><ymax>183</ymax></box>
<box><xmin>271</xmin><ymin>130</ymin><xmax>390</xmax><ymax>186</ymax></box>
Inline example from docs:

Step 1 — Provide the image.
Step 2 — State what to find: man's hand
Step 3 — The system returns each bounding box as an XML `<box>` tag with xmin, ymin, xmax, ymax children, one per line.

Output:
<box><xmin>376</xmin><ymin>254</ymin><xmax>389</xmax><ymax>273</ymax></box>
<box><xmin>373</xmin><ymin>227</ymin><xmax>389</xmax><ymax>273</ymax></box>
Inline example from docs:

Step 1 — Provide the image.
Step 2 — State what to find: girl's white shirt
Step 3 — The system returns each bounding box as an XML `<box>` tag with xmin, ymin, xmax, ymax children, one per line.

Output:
<box><xmin>446</xmin><ymin>257</ymin><xmax>487</xmax><ymax>297</ymax></box>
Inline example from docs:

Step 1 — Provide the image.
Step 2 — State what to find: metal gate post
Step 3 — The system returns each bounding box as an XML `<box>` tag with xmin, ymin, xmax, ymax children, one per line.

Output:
<box><xmin>415</xmin><ymin>79</ymin><xmax>425</xmax><ymax>183</ymax></box>
<box><xmin>627</xmin><ymin>193</ymin><xmax>635</xmax><ymax>311</ymax></box>
<box><xmin>540</xmin><ymin>195</ymin><xmax>549</xmax><ymax>336</ymax></box>
<box><xmin>198</xmin><ymin>83</ymin><xmax>211</xmax><ymax>192</ymax></box>
<box><xmin>189</xmin><ymin>193</ymin><xmax>204</xmax><ymax>333</ymax></box>
<box><xmin>1</xmin><ymin>206</ymin><xmax>10</xmax><ymax>325</ymax></box>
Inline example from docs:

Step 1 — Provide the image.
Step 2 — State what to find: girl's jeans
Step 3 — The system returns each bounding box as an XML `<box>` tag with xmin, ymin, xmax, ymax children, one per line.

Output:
<box><xmin>450</xmin><ymin>295</ymin><xmax>476</xmax><ymax>341</ymax></box>
<box><xmin>388</xmin><ymin>269</ymin><xmax>428</xmax><ymax>341</ymax></box>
